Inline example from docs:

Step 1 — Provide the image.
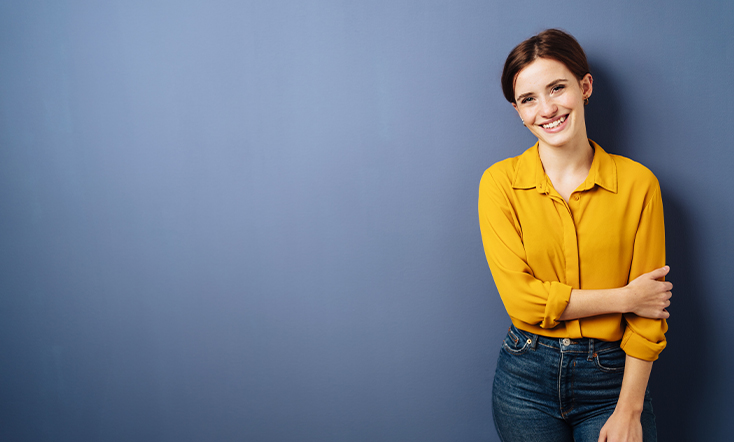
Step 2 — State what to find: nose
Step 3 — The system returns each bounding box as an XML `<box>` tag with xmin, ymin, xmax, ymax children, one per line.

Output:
<box><xmin>539</xmin><ymin>97</ymin><xmax>558</xmax><ymax>118</ymax></box>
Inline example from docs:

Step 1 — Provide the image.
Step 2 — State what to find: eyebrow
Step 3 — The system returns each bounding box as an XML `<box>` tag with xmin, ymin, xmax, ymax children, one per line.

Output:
<box><xmin>515</xmin><ymin>78</ymin><xmax>570</xmax><ymax>102</ymax></box>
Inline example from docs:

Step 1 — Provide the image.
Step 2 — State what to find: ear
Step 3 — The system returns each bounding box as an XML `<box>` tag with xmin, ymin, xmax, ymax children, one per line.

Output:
<box><xmin>512</xmin><ymin>101</ymin><xmax>520</xmax><ymax>117</ymax></box>
<box><xmin>580</xmin><ymin>73</ymin><xmax>593</xmax><ymax>99</ymax></box>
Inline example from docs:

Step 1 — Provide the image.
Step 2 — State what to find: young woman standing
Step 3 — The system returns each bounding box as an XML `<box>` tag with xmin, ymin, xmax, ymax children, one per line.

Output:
<box><xmin>478</xmin><ymin>29</ymin><xmax>672</xmax><ymax>442</ymax></box>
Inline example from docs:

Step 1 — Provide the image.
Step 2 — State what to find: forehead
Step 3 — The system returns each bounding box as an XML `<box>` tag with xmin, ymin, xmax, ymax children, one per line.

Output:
<box><xmin>514</xmin><ymin>58</ymin><xmax>575</xmax><ymax>96</ymax></box>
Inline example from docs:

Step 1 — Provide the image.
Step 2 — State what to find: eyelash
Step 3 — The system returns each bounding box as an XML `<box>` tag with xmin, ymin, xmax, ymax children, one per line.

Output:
<box><xmin>520</xmin><ymin>85</ymin><xmax>566</xmax><ymax>104</ymax></box>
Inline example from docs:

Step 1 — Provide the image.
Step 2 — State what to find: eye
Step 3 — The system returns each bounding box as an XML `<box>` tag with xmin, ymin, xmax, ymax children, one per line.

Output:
<box><xmin>520</xmin><ymin>96</ymin><xmax>534</xmax><ymax>104</ymax></box>
<box><xmin>551</xmin><ymin>85</ymin><xmax>565</xmax><ymax>93</ymax></box>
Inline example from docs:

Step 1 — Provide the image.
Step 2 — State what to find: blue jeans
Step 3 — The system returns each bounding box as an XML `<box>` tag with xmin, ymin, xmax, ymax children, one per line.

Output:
<box><xmin>492</xmin><ymin>325</ymin><xmax>657</xmax><ymax>442</ymax></box>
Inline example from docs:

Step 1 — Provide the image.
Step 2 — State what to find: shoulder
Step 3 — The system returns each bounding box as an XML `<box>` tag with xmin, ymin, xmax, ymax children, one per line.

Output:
<box><xmin>481</xmin><ymin>156</ymin><xmax>517</xmax><ymax>186</ymax></box>
<box><xmin>608</xmin><ymin>154</ymin><xmax>662</xmax><ymax>205</ymax></box>
<box><xmin>609</xmin><ymin>154</ymin><xmax>660</xmax><ymax>191</ymax></box>
<box><xmin>479</xmin><ymin>146</ymin><xmax>535</xmax><ymax>190</ymax></box>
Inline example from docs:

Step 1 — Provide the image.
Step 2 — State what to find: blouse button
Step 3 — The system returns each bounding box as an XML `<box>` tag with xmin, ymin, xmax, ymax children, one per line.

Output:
<box><xmin>574</xmin><ymin>195</ymin><xmax>580</xmax><ymax>201</ymax></box>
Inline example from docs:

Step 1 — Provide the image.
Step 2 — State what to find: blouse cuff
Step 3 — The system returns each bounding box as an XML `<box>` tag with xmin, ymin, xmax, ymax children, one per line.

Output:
<box><xmin>621</xmin><ymin>328</ymin><xmax>667</xmax><ymax>361</ymax></box>
<box><xmin>540</xmin><ymin>282</ymin><xmax>573</xmax><ymax>329</ymax></box>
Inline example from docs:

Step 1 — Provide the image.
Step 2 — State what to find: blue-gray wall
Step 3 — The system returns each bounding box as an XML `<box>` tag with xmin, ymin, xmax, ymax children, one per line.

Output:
<box><xmin>1</xmin><ymin>1</ymin><xmax>732</xmax><ymax>440</ymax></box>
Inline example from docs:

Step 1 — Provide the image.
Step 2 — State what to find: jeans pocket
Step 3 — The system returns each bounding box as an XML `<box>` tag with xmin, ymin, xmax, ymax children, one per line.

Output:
<box><xmin>594</xmin><ymin>346</ymin><xmax>626</xmax><ymax>373</ymax></box>
<box><xmin>502</xmin><ymin>326</ymin><xmax>532</xmax><ymax>355</ymax></box>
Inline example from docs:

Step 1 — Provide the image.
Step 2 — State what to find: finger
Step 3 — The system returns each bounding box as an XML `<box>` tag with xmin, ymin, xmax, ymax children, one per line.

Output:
<box><xmin>647</xmin><ymin>266</ymin><xmax>670</xmax><ymax>280</ymax></box>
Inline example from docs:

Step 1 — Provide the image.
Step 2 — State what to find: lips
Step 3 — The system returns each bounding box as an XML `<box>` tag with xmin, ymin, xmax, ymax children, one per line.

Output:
<box><xmin>541</xmin><ymin>115</ymin><xmax>567</xmax><ymax>129</ymax></box>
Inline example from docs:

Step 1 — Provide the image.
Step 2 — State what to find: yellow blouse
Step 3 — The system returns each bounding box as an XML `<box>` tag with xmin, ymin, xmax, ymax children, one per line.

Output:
<box><xmin>478</xmin><ymin>140</ymin><xmax>667</xmax><ymax>361</ymax></box>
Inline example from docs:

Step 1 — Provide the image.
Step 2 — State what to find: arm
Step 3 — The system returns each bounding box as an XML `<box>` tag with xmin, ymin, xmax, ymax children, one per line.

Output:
<box><xmin>559</xmin><ymin>267</ymin><xmax>672</xmax><ymax>321</ymax></box>
<box><xmin>478</xmin><ymin>168</ymin><xmax>573</xmax><ymax>328</ymax></box>
<box><xmin>621</xmin><ymin>181</ymin><xmax>668</xmax><ymax>361</ymax></box>
<box><xmin>598</xmin><ymin>356</ymin><xmax>652</xmax><ymax>442</ymax></box>
<box><xmin>599</xmin><ymin>176</ymin><xmax>668</xmax><ymax>441</ymax></box>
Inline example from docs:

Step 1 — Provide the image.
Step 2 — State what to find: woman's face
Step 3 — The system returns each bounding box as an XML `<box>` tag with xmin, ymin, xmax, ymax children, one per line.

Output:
<box><xmin>512</xmin><ymin>57</ymin><xmax>592</xmax><ymax>150</ymax></box>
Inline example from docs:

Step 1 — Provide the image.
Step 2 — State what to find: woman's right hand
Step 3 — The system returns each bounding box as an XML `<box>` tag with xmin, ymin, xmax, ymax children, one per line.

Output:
<box><xmin>624</xmin><ymin>266</ymin><xmax>673</xmax><ymax>319</ymax></box>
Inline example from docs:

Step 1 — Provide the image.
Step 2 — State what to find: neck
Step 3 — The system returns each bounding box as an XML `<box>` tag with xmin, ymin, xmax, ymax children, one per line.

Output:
<box><xmin>537</xmin><ymin>135</ymin><xmax>595</xmax><ymax>203</ymax></box>
<box><xmin>537</xmin><ymin>135</ymin><xmax>594</xmax><ymax>177</ymax></box>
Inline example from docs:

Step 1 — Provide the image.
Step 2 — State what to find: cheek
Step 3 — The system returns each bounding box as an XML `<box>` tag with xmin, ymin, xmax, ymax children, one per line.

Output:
<box><xmin>563</xmin><ymin>94</ymin><xmax>583</xmax><ymax>109</ymax></box>
<box><xmin>517</xmin><ymin>107</ymin><xmax>533</xmax><ymax>121</ymax></box>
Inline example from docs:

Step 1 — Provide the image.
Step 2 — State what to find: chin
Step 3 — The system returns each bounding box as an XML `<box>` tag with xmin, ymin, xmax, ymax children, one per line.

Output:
<box><xmin>535</xmin><ymin>127</ymin><xmax>581</xmax><ymax>149</ymax></box>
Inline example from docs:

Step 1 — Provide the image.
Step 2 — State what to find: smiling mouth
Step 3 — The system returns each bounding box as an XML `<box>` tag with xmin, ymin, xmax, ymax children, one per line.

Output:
<box><xmin>541</xmin><ymin>115</ymin><xmax>567</xmax><ymax>129</ymax></box>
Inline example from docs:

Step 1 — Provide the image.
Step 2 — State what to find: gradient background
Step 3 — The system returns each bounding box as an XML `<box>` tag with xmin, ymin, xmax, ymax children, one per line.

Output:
<box><xmin>1</xmin><ymin>1</ymin><xmax>732</xmax><ymax>440</ymax></box>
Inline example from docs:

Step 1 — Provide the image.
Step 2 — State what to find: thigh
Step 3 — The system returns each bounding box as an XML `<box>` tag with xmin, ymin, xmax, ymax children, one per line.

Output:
<box><xmin>492</xmin><ymin>327</ymin><xmax>573</xmax><ymax>442</ymax></box>
<box><xmin>571</xmin><ymin>394</ymin><xmax>656</xmax><ymax>442</ymax></box>
<box><xmin>569</xmin><ymin>345</ymin><xmax>657</xmax><ymax>442</ymax></box>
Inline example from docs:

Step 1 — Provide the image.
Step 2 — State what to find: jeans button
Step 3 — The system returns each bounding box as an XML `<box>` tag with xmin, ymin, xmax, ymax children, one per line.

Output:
<box><xmin>562</xmin><ymin>338</ymin><xmax>571</xmax><ymax>346</ymax></box>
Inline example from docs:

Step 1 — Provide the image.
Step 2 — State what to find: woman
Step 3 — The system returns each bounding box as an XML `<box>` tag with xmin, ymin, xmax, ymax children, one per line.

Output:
<box><xmin>478</xmin><ymin>29</ymin><xmax>672</xmax><ymax>442</ymax></box>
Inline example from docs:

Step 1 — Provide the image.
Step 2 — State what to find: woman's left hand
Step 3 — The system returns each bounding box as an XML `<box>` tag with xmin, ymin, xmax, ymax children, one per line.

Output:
<box><xmin>598</xmin><ymin>409</ymin><xmax>642</xmax><ymax>442</ymax></box>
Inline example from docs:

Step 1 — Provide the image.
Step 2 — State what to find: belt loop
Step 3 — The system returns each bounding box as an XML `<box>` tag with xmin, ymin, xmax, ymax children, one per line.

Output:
<box><xmin>587</xmin><ymin>338</ymin><xmax>595</xmax><ymax>361</ymax></box>
<box><xmin>530</xmin><ymin>333</ymin><xmax>539</xmax><ymax>351</ymax></box>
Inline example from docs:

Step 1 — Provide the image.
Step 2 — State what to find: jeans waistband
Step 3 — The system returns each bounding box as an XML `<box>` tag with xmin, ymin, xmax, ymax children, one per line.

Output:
<box><xmin>509</xmin><ymin>324</ymin><xmax>622</xmax><ymax>358</ymax></box>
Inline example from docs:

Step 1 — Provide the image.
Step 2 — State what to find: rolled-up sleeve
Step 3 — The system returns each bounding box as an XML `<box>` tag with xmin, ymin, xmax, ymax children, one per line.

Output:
<box><xmin>478</xmin><ymin>168</ymin><xmax>572</xmax><ymax>328</ymax></box>
<box><xmin>621</xmin><ymin>182</ymin><xmax>668</xmax><ymax>361</ymax></box>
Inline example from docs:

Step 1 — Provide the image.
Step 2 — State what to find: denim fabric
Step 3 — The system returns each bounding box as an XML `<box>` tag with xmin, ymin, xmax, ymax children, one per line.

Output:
<box><xmin>492</xmin><ymin>324</ymin><xmax>656</xmax><ymax>442</ymax></box>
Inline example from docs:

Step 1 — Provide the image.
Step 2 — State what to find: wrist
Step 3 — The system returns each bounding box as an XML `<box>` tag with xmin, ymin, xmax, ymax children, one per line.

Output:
<box><xmin>618</xmin><ymin>286</ymin><xmax>632</xmax><ymax>313</ymax></box>
<box><xmin>614</xmin><ymin>402</ymin><xmax>644</xmax><ymax>417</ymax></box>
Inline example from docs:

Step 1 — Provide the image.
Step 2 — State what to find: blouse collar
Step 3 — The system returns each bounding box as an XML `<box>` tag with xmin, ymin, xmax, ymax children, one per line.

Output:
<box><xmin>512</xmin><ymin>139</ymin><xmax>618</xmax><ymax>195</ymax></box>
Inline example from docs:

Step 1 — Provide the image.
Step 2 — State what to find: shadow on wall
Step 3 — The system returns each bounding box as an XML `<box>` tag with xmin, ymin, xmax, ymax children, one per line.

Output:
<box><xmin>648</xmin><ymin>196</ymin><xmax>708</xmax><ymax>442</ymax></box>
<box><xmin>584</xmin><ymin>59</ymin><xmax>625</xmax><ymax>156</ymax></box>
<box><xmin>585</xmin><ymin>60</ymin><xmax>708</xmax><ymax>441</ymax></box>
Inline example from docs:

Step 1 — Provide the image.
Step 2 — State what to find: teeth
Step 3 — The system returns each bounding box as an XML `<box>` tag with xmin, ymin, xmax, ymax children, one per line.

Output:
<box><xmin>542</xmin><ymin>116</ymin><xmax>566</xmax><ymax>129</ymax></box>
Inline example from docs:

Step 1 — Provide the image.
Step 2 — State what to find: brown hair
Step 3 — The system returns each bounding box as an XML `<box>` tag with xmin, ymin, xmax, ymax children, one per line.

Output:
<box><xmin>501</xmin><ymin>29</ymin><xmax>590</xmax><ymax>103</ymax></box>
